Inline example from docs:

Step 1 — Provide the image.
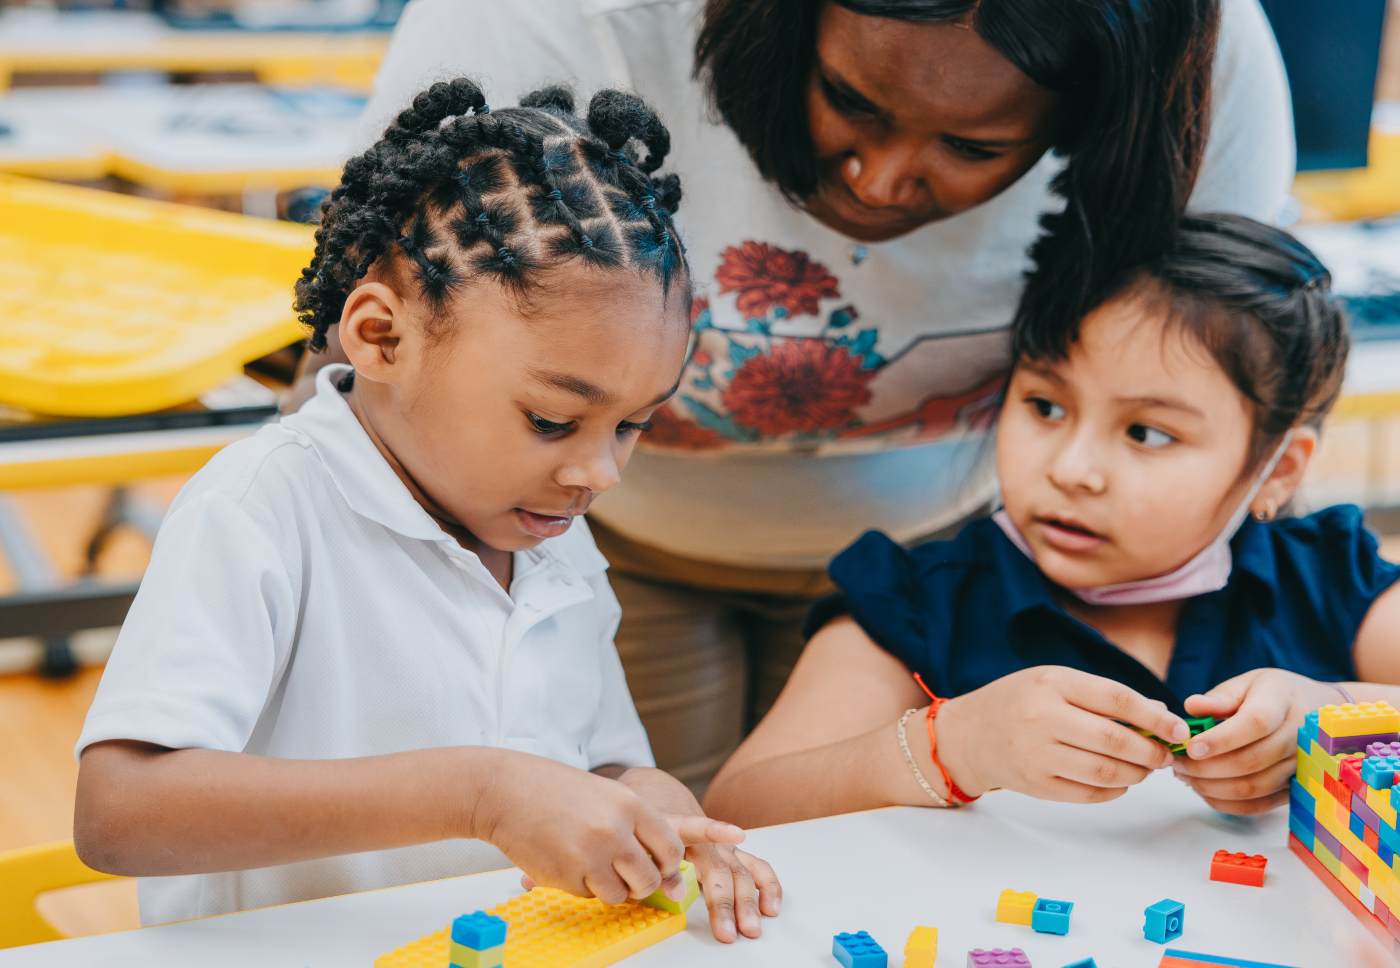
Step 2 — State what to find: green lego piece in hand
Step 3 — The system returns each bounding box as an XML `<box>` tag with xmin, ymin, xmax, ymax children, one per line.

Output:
<box><xmin>641</xmin><ymin>860</ymin><xmax>700</xmax><ymax>915</ymax></box>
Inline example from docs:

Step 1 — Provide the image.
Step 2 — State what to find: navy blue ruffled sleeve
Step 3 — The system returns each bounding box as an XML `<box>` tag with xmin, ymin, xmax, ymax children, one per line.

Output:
<box><xmin>804</xmin><ymin>530</ymin><xmax>931</xmax><ymax>672</ymax></box>
<box><xmin>1259</xmin><ymin>505</ymin><xmax>1400</xmax><ymax>675</ymax></box>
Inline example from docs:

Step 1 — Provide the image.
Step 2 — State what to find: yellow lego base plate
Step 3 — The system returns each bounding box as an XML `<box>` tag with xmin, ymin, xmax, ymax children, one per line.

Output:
<box><xmin>374</xmin><ymin>888</ymin><xmax>686</xmax><ymax>968</ymax></box>
<box><xmin>0</xmin><ymin>174</ymin><xmax>311</xmax><ymax>417</ymax></box>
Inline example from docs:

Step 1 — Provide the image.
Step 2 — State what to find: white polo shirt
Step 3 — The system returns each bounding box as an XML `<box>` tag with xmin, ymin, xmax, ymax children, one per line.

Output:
<box><xmin>76</xmin><ymin>364</ymin><xmax>654</xmax><ymax>926</ymax></box>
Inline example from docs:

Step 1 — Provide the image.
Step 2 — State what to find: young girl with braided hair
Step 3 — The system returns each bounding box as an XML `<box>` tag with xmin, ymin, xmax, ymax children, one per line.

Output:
<box><xmin>72</xmin><ymin>78</ymin><xmax>780</xmax><ymax>943</ymax></box>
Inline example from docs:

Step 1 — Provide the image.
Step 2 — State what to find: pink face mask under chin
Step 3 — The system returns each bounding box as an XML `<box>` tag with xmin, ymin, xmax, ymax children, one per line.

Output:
<box><xmin>992</xmin><ymin>433</ymin><xmax>1292</xmax><ymax>607</ymax></box>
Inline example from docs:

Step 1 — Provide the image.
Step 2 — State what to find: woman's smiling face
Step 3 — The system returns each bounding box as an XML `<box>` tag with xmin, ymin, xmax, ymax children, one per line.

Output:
<box><xmin>802</xmin><ymin>3</ymin><xmax>1059</xmax><ymax>242</ymax></box>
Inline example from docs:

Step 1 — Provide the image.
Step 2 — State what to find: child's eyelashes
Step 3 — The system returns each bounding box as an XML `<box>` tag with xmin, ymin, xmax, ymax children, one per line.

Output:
<box><xmin>818</xmin><ymin>73</ymin><xmax>878</xmax><ymax>121</ymax></box>
<box><xmin>526</xmin><ymin>412</ymin><xmax>576</xmax><ymax>436</ymax></box>
<box><xmin>942</xmin><ymin>136</ymin><xmax>1001</xmax><ymax>161</ymax></box>
<box><xmin>1027</xmin><ymin>396</ymin><xmax>1066</xmax><ymax>421</ymax></box>
<box><xmin>526</xmin><ymin>412</ymin><xmax>654</xmax><ymax>438</ymax></box>
<box><xmin>1128</xmin><ymin>423</ymin><xmax>1176</xmax><ymax>449</ymax></box>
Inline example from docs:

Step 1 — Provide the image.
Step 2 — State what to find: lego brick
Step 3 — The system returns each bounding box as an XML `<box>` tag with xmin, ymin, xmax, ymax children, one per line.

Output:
<box><xmin>1370</xmin><ymin>742</ymin><xmax>1400</xmax><ymax>758</ymax></box>
<box><xmin>1060</xmin><ymin>961</ymin><xmax>1097</xmax><ymax>968</ymax></box>
<box><xmin>1323</xmin><ymin>771</ymin><xmax>1351</xmax><ymax>805</ymax></box>
<box><xmin>1339</xmin><ymin>857</ymin><xmax>1365</xmax><ymax>898</ymax></box>
<box><xmin>1381</xmin><ymin>839</ymin><xmax>1394</xmax><ymax>867</ymax></box>
<box><xmin>1369</xmin><ymin>785</ymin><xmax>1400</xmax><ymax>827</ymax></box>
<box><xmin>1364</xmin><ymin>756</ymin><xmax>1400</xmax><ymax>790</ymax></box>
<box><xmin>641</xmin><ymin>860</ymin><xmax>699</xmax><ymax>915</ymax></box>
<box><xmin>1319</xmin><ymin>729</ymin><xmax>1398</xmax><ymax>756</ymax></box>
<box><xmin>1314</xmin><ymin>811</ymin><xmax>1345</xmax><ymax>852</ymax></box>
<box><xmin>1354</xmin><ymin>791</ymin><xmax>1383</xmax><ymax>831</ymax></box>
<box><xmin>1302</xmin><ymin>773</ymin><xmax>1323</xmax><ymax>802</ymax></box>
<box><xmin>833</xmin><ymin>930</ymin><xmax>887</xmax><ymax>968</ymax></box>
<box><xmin>1378</xmin><ymin>818</ymin><xmax>1400</xmax><ymax>857</ymax></box>
<box><xmin>1319</xmin><ymin>702</ymin><xmax>1400</xmax><ymax>739</ymax></box>
<box><xmin>1367</xmin><ymin>825</ymin><xmax>1382</xmax><ymax>854</ymax></box>
<box><xmin>451</xmin><ymin>911</ymin><xmax>508</xmax><ymax>951</ymax></box>
<box><xmin>967</xmin><ymin>948</ymin><xmax>1031</xmax><ymax>967</ymax></box>
<box><xmin>1158</xmin><ymin>950</ymin><xmax>1300</xmax><ymax>968</ymax></box>
<box><xmin>1314</xmin><ymin>835</ymin><xmax>1343</xmax><ymax>877</ymax></box>
<box><xmin>903</xmin><ymin>926</ymin><xmax>937</xmax><ymax>968</ymax></box>
<box><xmin>1209</xmin><ymin>851</ymin><xmax>1267</xmax><ymax>887</ymax></box>
<box><xmin>1353</xmin><ymin>811</ymin><xmax>1369</xmax><ymax>840</ymax></box>
<box><xmin>1288</xmin><ymin>810</ymin><xmax>1315</xmax><ymax>850</ymax></box>
<box><xmin>449</xmin><ymin>942</ymin><xmax>504</xmax><ymax>968</ymax></box>
<box><xmin>1342</xmin><ymin>756</ymin><xmax>1369</xmax><ymax>796</ymax></box>
<box><xmin>995</xmin><ymin>889</ymin><xmax>1037</xmax><ymax>926</ymax></box>
<box><xmin>1031</xmin><ymin>897</ymin><xmax>1073</xmax><ymax>935</ymax></box>
<box><xmin>1143</xmin><ymin>899</ymin><xmax>1185</xmax><ymax>944</ymax></box>
<box><xmin>1303</xmin><ymin>709</ymin><xmax>1319</xmax><ymax>744</ymax></box>
<box><xmin>1363</xmin><ymin>883</ymin><xmax>1379</xmax><ymax>910</ymax></box>
<box><xmin>374</xmin><ymin>887</ymin><xmax>684</xmax><ymax>968</ymax></box>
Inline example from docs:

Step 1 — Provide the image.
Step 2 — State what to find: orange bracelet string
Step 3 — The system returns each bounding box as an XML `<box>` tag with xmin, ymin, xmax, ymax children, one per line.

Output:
<box><xmin>913</xmin><ymin>673</ymin><xmax>980</xmax><ymax>804</ymax></box>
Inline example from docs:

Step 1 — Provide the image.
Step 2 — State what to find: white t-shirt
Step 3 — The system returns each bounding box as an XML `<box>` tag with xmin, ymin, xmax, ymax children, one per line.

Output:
<box><xmin>76</xmin><ymin>365</ymin><xmax>653</xmax><ymax>925</ymax></box>
<box><xmin>354</xmin><ymin>0</ymin><xmax>1295</xmax><ymax>568</ymax></box>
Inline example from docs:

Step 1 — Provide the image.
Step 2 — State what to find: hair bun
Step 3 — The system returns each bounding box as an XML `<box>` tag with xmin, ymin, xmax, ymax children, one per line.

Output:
<box><xmin>388</xmin><ymin>78</ymin><xmax>488</xmax><ymax>144</ymax></box>
<box><xmin>520</xmin><ymin>84</ymin><xmax>576</xmax><ymax>115</ymax></box>
<box><xmin>586</xmin><ymin>90</ymin><xmax>672</xmax><ymax>173</ymax></box>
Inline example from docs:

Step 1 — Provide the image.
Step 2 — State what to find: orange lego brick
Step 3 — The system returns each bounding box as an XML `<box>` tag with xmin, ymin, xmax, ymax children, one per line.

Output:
<box><xmin>1209</xmin><ymin>850</ymin><xmax>1267</xmax><ymax>887</ymax></box>
<box><xmin>374</xmin><ymin>888</ymin><xmax>684</xmax><ymax>968</ymax></box>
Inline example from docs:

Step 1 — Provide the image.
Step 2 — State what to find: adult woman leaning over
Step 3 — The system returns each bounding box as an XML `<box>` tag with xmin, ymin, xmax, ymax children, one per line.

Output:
<box><xmin>307</xmin><ymin>0</ymin><xmax>1293</xmax><ymax>790</ymax></box>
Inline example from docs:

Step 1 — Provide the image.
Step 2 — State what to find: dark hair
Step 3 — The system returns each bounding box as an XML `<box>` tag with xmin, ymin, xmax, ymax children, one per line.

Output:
<box><xmin>696</xmin><ymin>0</ymin><xmax>1219</xmax><ymax>356</ymax></box>
<box><xmin>1023</xmin><ymin>213</ymin><xmax>1349</xmax><ymax>470</ymax></box>
<box><xmin>295</xmin><ymin>78</ymin><xmax>689</xmax><ymax>352</ymax></box>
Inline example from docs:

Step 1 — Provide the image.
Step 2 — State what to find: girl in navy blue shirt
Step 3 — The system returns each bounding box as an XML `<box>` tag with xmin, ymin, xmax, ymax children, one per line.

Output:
<box><xmin>705</xmin><ymin>214</ymin><xmax>1400</xmax><ymax>826</ymax></box>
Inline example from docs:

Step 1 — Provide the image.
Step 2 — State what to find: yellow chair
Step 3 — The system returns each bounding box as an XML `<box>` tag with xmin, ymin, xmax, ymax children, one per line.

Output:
<box><xmin>0</xmin><ymin>840</ymin><xmax>121</xmax><ymax>949</ymax></box>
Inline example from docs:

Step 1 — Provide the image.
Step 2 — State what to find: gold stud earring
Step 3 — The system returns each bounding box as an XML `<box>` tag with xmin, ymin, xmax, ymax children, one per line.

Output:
<box><xmin>1254</xmin><ymin>500</ymin><xmax>1276</xmax><ymax>523</ymax></box>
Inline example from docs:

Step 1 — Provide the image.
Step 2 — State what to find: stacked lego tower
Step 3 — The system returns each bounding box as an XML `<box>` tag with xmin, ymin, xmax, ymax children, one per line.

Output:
<box><xmin>1290</xmin><ymin>700</ymin><xmax>1400</xmax><ymax>946</ymax></box>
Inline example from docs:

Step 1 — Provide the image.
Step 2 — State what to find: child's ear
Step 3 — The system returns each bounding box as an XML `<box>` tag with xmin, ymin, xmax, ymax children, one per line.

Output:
<box><xmin>1251</xmin><ymin>427</ymin><xmax>1319</xmax><ymax>519</ymax></box>
<box><xmin>339</xmin><ymin>282</ymin><xmax>409</xmax><ymax>383</ymax></box>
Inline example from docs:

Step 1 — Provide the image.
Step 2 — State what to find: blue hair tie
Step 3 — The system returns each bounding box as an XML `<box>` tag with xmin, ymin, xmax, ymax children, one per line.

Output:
<box><xmin>611</xmin><ymin>148</ymin><xmax>628</xmax><ymax>162</ymax></box>
<box><xmin>498</xmin><ymin>246</ymin><xmax>516</xmax><ymax>266</ymax></box>
<box><xmin>580</xmin><ymin>234</ymin><xmax>595</xmax><ymax>249</ymax></box>
<box><xmin>642</xmin><ymin>195</ymin><xmax>657</xmax><ymax>211</ymax></box>
<box><xmin>546</xmin><ymin>189</ymin><xmax>563</xmax><ymax>202</ymax></box>
<box><xmin>476</xmin><ymin>102</ymin><xmax>490</xmax><ymax>114</ymax></box>
<box><xmin>475</xmin><ymin>212</ymin><xmax>490</xmax><ymax>225</ymax></box>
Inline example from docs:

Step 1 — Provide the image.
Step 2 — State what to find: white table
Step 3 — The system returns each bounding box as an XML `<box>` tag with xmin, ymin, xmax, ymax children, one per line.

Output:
<box><xmin>0</xmin><ymin>772</ymin><xmax>1369</xmax><ymax>967</ymax></box>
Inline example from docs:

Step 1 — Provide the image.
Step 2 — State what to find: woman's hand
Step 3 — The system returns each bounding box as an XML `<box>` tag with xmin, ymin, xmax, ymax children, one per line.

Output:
<box><xmin>935</xmin><ymin>666</ymin><xmax>1187</xmax><ymax>802</ymax></box>
<box><xmin>1175</xmin><ymin>668</ymin><xmax>1342</xmax><ymax>815</ymax></box>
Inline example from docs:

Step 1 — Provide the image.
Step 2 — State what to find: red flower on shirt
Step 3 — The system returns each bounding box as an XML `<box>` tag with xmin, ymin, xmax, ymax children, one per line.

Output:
<box><xmin>723</xmin><ymin>340</ymin><xmax>873</xmax><ymax>436</ymax></box>
<box><xmin>715</xmin><ymin>242</ymin><xmax>840</xmax><ymax>318</ymax></box>
<box><xmin>642</xmin><ymin>403</ymin><xmax>726</xmax><ymax>450</ymax></box>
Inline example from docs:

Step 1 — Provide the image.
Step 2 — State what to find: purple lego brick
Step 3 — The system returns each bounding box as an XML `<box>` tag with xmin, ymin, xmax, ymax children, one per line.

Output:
<box><xmin>967</xmin><ymin>949</ymin><xmax>1031</xmax><ymax>967</ymax></box>
<box><xmin>1319</xmin><ymin>729</ymin><xmax>1400</xmax><ymax>756</ymax></box>
<box><xmin>1368</xmin><ymin>742</ymin><xmax>1400</xmax><ymax>759</ymax></box>
<box><xmin>1315</xmin><ymin>822</ymin><xmax>1344</xmax><ymax>858</ymax></box>
<box><xmin>1354</xmin><ymin>791</ymin><xmax>1384</xmax><ymax>831</ymax></box>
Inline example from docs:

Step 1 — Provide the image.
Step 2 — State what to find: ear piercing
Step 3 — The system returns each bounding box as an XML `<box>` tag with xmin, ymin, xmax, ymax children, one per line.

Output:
<box><xmin>1254</xmin><ymin>500</ymin><xmax>1277</xmax><ymax>522</ymax></box>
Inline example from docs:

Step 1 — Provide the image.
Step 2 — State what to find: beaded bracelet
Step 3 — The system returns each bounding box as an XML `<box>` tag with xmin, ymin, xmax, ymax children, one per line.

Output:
<box><xmin>896</xmin><ymin>708</ymin><xmax>954</xmax><ymax>808</ymax></box>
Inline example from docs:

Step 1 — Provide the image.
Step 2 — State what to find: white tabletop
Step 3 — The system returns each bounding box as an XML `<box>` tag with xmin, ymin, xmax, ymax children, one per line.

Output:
<box><xmin>0</xmin><ymin>771</ymin><xmax>1367</xmax><ymax>967</ymax></box>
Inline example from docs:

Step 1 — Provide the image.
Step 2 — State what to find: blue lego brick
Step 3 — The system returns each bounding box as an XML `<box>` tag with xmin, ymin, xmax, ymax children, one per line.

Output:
<box><xmin>1378</xmin><ymin>818</ymin><xmax>1400</xmax><ymax>856</ymax></box>
<box><xmin>1289</xmin><ymin>778</ymin><xmax>1315</xmax><ymax>814</ymax></box>
<box><xmin>1031</xmin><ymin>897</ymin><xmax>1073</xmax><ymax>935</ymax></box>
<box><xmin>1161</xmin><ymin>949</ymin><xmax>1300</xmax><ymax>968</ymax></box>
<box><xmin>1289</xmin><ymin>810</ymin><xmax>1315</xmax><ymax>850</ymax></box>
<box><xmin>451</xmin><ymin>911</ymin><xmax>508</xmax><ymax>951</ymax></box>
<box><xmin>1143</xmin><ymin>899</ymin><xmax>1185</xmax><ymax>944</ymax></box>
<box><xmin>1391</xmin><ymin>784</ymin><xmax>1400</xmax><ymax>812</ymax></box>
<box><xmin>1303</xmin><ymin>710</ymin><xmax>1319</xmax><ymax>745</ymax></box>
<box><xmin>1351</xmin><ymin>811</ymin><xmax>1367</xmax><ymax>839</ymax></box>
<box><xmin>833</xmin><ymin>930</ymin><xmax>888</xmax><ymax>968</ymax></box>
<box><xmin>1381</xmin><ymin>839</ymin><xmax>1394</xmax><ymax>866</ymax></box>
<box><xmin>1362</xmin><ymin>755</ymin><xmax>1400</xmax><ymax>789</ymax></box>
<box><xmin>1061</xmin><ymin>960</ymin><xmax>1098</xmax><ymax>968</ymax></box>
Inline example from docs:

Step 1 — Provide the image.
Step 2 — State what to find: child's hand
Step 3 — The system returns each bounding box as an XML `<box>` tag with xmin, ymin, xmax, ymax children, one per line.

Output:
<box><xmin>1176</xmin><ymin>668</ymin><xmax>1342</xmax><ymax>815</ymax></box>
<box><xmin>686</xmin><ymin>842</ymin><xmax>781</xmax><ymax>943</ymax></box>
<box><xmin>937</xmin><ymin>666</ymin><xmax>1187</xmax><ymax>802</ymax></box>
<box><xmin>476</xmin><ymin>753</ymin><xmax>743</xmax><ymax>905</ymax></box>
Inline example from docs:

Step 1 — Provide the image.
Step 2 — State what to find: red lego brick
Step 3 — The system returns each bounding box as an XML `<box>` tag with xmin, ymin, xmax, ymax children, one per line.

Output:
<box><xmin>1289</xmin><ymin>835</ymin><xmax>1394</xmax><ymax>951</ymax></box>
<box><xmin>1209</xmin><ymin>850</ymin><xmax>1268</xmax><ymax>887</ymax></box>
<box><xmin>1325</xmin><ymin>771</ymin><xmax>1351</xmax><ymax>805</ymax></box>
<box><xmin>1341</xmin><ymin>845</ymin><xmax>1370</xmax><ymax>882</ymax></box>
<box><xmin>1342</xmin><ymin>756</ymin><xmax>1368</xmax><ymax>796</ymax></box>
<box><xmin>1366</xmin><ymin>825</ymin><xmax>1381</xmax><ymax>854</ymax></box>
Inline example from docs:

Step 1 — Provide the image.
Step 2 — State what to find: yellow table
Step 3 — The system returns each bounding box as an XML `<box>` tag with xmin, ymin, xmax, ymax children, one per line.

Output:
<box><xmin>0</xmin><ymin>9</ymin><xmax>386</xmax><ymax>93</ymax></box>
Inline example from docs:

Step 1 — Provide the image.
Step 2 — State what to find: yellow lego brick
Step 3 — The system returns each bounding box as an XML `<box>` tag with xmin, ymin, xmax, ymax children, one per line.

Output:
<box><xmin>1316</xmin><ymin>838</ymin><xmax>1343</xmax><ymax>877</ymax></box>
<box><xmin>448</xmin><ymin>941</ymin><xmax>503</xmax><ymax>968</ymax></box>
<box><xmin>995</xmin><ymin>889</ymin><xmax>1037</xmax><ymax>926</ymax></box>
<box><xmin>1339</xmin><ymin>861</ymin><xmax>1364</xmax><ymax>900</ymax></box>
<box><xmin>1304</xmin><ymin>774</ymin><xmax>1323</xmax><ymax>801</ymax></box>
<box><xmin>904</xmin><ymin>925</ymin><xmax>938</xmax><ymax>968</ymax></box>
<box><xmin>374</xmin><ymin>889</ymin><xmax>684</xmax><ymax>968</ymax></box>
<box><xmin>1366</xmin><ymin>786</ymin><xmax>1400</xmax><ymax>828</ymax></box>
<box><xmin>1319</xmin><ymin>702</ymin><xmax>1400</xmax><ymax>739</ymax></box>
<box><xmin>1315</xmin><ymin>791</ymin><xmax>1346</xmax><ymax>840</ymax></box>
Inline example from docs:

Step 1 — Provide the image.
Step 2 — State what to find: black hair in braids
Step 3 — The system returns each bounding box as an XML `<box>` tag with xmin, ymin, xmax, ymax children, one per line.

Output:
<box><xmin>295</xmin><ymin>78</ymin><xmax>689</xmax><ymax>352</ymax></box>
